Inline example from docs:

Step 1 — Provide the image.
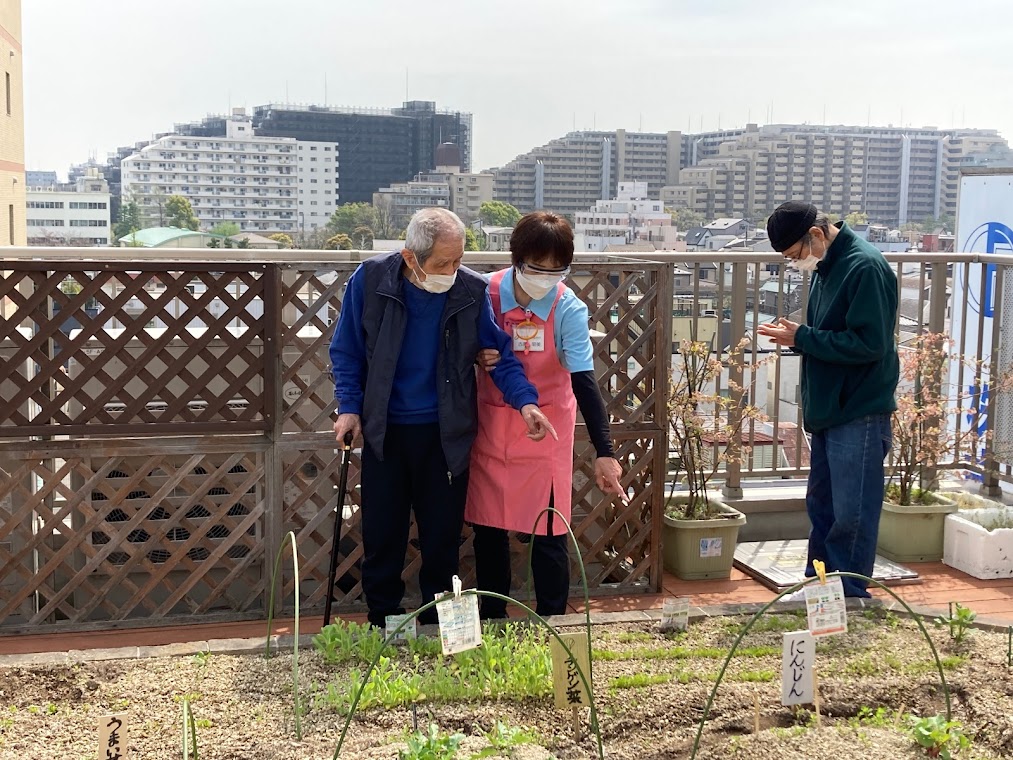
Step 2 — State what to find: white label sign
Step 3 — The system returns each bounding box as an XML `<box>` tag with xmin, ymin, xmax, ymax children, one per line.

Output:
<box><xmin>804</xmin><ymin>577</ymin><xmax>848</xmax><ymax>637</ymax></box>
<box><xmin>98</xmin><ymin>713</ymin><xmax>128</xmax><ymax>760</ymax></box>
<box><xmin>699</xmin><ymin>537</ymin><xmax>723</xmax><ymax>558</ymax></box>
<box><xmin>781</xmin><ymin>631</ymin><xmax>815</xmax><ymax>706</ymax></box>
<box><xmin>436</xmin><ymin>576</ymin><xmax>482</xmax><ymax>655</ymax></box>
<box><xmin>661</xmin><ymin>597</ymin><xmax>690</xmax><ymax>631</ymax></box>
<box><xmin>385</xmin><ymin>613</ymin><xmax>417</xmax><ymax>642</ymax></box>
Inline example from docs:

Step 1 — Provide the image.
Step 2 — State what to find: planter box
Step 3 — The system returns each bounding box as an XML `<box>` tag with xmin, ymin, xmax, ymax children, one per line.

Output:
<box><xmin>662</xmin><ymin>501</ymin><xmax>747</xmax><ymax>581</ymax></box>
<box><xmin>943</xmin><ymin>508</ymin><xmax>1013</xmax><ymax>579</ymax></box>
<box><xmin>877</xmin><ymin>494</ymin><xmax>957</xmax><ymax>563</ymax></box>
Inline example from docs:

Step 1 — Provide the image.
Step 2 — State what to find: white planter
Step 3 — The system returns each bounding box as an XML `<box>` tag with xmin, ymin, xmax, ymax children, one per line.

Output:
<box><xmin>943</xmin><ymin>508</ymin><xmax>1013</xmax><ymax>579</ymax></box>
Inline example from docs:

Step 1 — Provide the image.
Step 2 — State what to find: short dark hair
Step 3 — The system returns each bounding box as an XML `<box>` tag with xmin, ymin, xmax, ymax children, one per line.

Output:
<box><xmin>509</xmin><ymin>212</ymin><xmax>574</xmax><ymax>269</ymax></box>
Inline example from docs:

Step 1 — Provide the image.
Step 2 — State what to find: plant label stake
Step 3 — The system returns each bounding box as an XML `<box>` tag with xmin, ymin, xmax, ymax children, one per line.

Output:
<box><xmin>323</xmin><ymin>432</ymin><xmax>354</xmax><ymax>627</ymax></box>
<box><xmin>435</xmin><ymin>576</ymin><xmax>482</xmax><ymax>655</ymax></box>
<box><xmin>550</xmin><ymin>632</ymin><xmax>592</xmax><ymax>712</ymax></box>
<box><xmin>753</xmin><ymin>693</ymin><xmax>760</xmax><ymax>734</ymax></box>
<box><xmin>98</xmin><ymin>713</ymin><xmax>128</xmax><ymax>760</ymax></box>
<box><xmin>385</xmin><ymin>613</ymin><xmax>417</xmax><ymax>642</ymax></box>
<box><xmin>1007</xmin><ymin>626</ymin><xmax>1012</xmax><ymax>667</ymax></box>
<box><xmin>812</xmin><ymin>669</ymin><xmax>822</xmax><ymax>726</ymax></box>
<box><xmin>804</xmin><ymin>562</ymin><xmax>848</xmax><ymax>638</ymax></box>
<box><xmin>781</xmin><ymin>631</ymin><xmax>815</xmax><ymax>706</ymax></box>
<box><xmin>660</xmin><ymin>597</ymin><xmax>690</xmax><ymax>633</ymax></box>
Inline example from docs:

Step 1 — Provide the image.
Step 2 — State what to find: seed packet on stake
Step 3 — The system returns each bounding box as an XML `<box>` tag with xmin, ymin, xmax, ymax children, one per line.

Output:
<box><xmin>804</xmin><ymin>563</ymin><xmax>848</xmax><ymax>637</ymax></box>
<box><xmin>659</xmin><ymin>596</ymin><xmax>690</xmax><ymax>633</ymax></box>
<box><xmin>436</xmin><ymin>575</ymin><xmax>482</xmax><ymax>655</ymax></box>
<box><xmin>385</xmin><ymin>613</ymin><xmax>417</xmax><ymax>642</ymax></box>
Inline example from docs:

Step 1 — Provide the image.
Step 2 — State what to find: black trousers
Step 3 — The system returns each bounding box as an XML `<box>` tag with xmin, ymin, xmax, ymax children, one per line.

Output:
<box><xmin>360</xmin><ymin>423</ymin><xmax>468</xmax><ymax>627</ymax></box>
<box><xmin>472</xmin><ymin>497</ymin><xmax>570</xmax><ymax>619</ymax></box>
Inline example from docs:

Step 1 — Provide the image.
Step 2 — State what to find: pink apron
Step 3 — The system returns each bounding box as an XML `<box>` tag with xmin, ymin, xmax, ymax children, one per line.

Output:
<box><xmin>466</xmin><ymin>269</ymin><xmax>577</xmax><ymax>536</ymax></box>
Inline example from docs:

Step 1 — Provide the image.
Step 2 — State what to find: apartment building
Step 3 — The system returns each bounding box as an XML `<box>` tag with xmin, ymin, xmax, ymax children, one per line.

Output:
<box><xmin>252</xmin><ymin>100</ymin><xmax>472</xmax><ymax>204</ymax></box>
<box><xmin>492</xmin><ymin>130</ymin><xmax>682</xmax><ymax>217</ymax></box>
<box><xmin>0</xmin><ymin>0</ymin><xmax>24</xmax><ymax>246</ymax></box>
<box><xmin>573</xmin><ymin>181</ymin><xmax>677</xmax><ymax>252</ymax></box>
<box><xmin>120</xmin><ymin>110</ymin><xmax>338</xmax><ymax>235</ymax></box>
<box><xmin>663</xmin><ymin>124</ymin><xmax>1008</xmax><ymax>226</ymax></box>
<box><xmin>373</xmin><ymin>173</ymin><xmax>451</xmax><ymax>230</ymax></box>
<box><xmin>26</xmin><ymin>169</ymin><xmax>112</xmax><ymax>246</ymax></box>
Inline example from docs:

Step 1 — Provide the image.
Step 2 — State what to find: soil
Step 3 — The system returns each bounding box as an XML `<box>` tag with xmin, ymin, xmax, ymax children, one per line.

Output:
<box><xmin>0</xmin><ymin>610</ymin><xmax>1010</xmax><ymax>760</ymax></box>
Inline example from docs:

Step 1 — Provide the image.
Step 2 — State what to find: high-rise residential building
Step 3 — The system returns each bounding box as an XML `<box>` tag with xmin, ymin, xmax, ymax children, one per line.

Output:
<box><xmin>663</xmin><ymin>124</ymin><xmax>1009</xmax><ymax>226</ymax></box>
<box><xmin>492</xmin><ymin>129</ymin><xmax>682</xmax><ymax>217</ymax></box>
<box><xmin>0</xmin><ymin>0</ymin><xmax>24</xmax><ymax>246</ymax></box>
<box><xmin>573</xmin><ymin>182</ymin><xmax>677</xmax><ymax>252</ymax></box>
<box><xmin>373</xmin><ymin>173</ymin><xmax>452</xmax><ymax>230</ymax></box>
<box><xmin>27</xmin><ymin>169</ymin><xmax>112</xmax><ymax>246</ymax></box>
<box><xmin>448</xmin><ymin>171</ymin><xmax>493</xmax><ymax>223</ymax></box>
<box><xmin>251</xmin><ymin>100</ymin><xmax>473</xmax><ymax>204</ymax></box>
<box><xmin>120</xmin><ymin>110</ymin><xmax>338</xmax><ymax>235</ymax></box>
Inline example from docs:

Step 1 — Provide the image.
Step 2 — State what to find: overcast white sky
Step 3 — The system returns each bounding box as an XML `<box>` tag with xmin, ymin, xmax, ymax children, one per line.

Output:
<box><xmin>23</xmin><ymin>0</ymin><xmax>1013</xmax><ymax>177</ymax></box>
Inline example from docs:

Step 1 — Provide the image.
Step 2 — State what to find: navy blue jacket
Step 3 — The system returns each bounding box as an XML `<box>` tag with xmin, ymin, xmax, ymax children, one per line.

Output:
<box><xmin>329</xmin><ymin>252</ymin><xmax>538</xmax><ymax>476</ymax></box>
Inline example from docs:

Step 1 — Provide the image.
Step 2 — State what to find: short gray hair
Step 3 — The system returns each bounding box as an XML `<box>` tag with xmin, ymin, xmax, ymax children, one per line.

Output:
<box><xmin>800</xmin><ymin>212</ymin><xmax>833</xmax><ymax>245</ymax></box>
<box><xmin>404</xmin><ymin>208</ymin><xmax>466</xmax><ymax>264</ymax></box>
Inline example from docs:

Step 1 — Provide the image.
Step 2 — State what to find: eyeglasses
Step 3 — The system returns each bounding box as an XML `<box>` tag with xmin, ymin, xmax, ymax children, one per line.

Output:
<box><xmin>519</xmin><ymin>261</ymin><xmax>570</xmax><ymax>277</ymax></box>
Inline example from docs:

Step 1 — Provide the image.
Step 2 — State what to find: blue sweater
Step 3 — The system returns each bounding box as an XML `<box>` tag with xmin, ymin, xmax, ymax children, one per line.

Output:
<box><xmin>330</xmin><ymin>265</ymin><xmax>538</xmax><ymax>420</ymax></box>
<box><xmin>389</xmin><ymin>280</ymin><xmax>445</xmax><ymax>423</ymax></box>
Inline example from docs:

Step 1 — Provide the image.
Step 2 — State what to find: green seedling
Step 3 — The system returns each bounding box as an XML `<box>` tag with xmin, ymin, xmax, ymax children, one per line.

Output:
<box><xmin>192</xmin><ymin>650</ymin><xmax>212</xmax><ymax>667</ymax></box>
<box><xmin>935</xmin><ymin>603</ymin><xmax>976</xmax><ymax>644</ymax></box>
<box><xmin>907</xmin><ymin>715</ymin><xmax>971</xmax><ymax>759</ymax></box>
<box><xmin>399</xmin><ymin>723</ymin><xmax>464</xmax><ymax>760</ymax></box>
<box><xmin>609</xmin><ymin>673</ymin><xmax>672</xmax><ymax>690</ymax></box>
<box><xmin>472</xmin><ymin>720</ymin><xmax>537</xmax><ymax>758</ymax></box>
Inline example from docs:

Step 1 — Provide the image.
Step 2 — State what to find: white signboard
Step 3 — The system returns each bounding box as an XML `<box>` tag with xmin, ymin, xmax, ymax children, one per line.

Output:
<box><xmin>950</xmin><ymin>170</ymin><xmax>1013</xmax><ymax>485</ymax></box>
<box><xmin>781</xmin><ymin>631</ymin><xmax>815</xmax><ymax>706</ymax></box>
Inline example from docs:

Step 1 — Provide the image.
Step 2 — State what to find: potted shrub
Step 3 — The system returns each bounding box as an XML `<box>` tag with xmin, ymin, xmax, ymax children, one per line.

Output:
<box><xmin>878</xmin><ymin>333</ymin><xmax>966</xmax><ymax>563</ymax></box>
<box><xmin>662</xmin><ymin>339</ymin><xmax>761</xmax><ymax>580</ymax></box>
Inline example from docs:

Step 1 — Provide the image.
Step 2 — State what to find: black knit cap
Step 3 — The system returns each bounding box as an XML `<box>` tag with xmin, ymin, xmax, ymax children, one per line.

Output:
<box><xmin>767</xmin><ymin>201</ymin><xmax>817</xmax><ymax>252</ymax></box>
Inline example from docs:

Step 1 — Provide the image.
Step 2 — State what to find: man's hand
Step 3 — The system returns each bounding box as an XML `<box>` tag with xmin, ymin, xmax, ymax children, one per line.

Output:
<box><xmin>757</xmin><ymin>317</ymin><xmax>800</xmax><ymax>348</ymax></box>
<box><xmin>520</xmin><ymin>404</ymin><xmax>559</xmax><ymax>442</ymax></box>
<box><xmin>594</xmin><ymin>457</ymin><xmax>627</xmax><ymax>502</ymax></box>
<box><xmin>476</xmin><ymin>348</ymin><xmax>500</xmax><ymax>372</ymax></box>
<box><xmin>333</xmin><ymin>413</ymin><xmax>361</xmax><ymax>446</ymax></box>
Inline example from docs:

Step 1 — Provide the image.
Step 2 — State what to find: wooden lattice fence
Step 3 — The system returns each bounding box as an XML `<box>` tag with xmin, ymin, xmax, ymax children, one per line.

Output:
<box><xmin>0</xmin><ymin>253</ymin><xmax>672</xmax><ymax>632</ymax></box>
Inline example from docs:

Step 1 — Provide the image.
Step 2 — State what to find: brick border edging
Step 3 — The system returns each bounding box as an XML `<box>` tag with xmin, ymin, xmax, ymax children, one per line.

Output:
<box><xmin>2</xmin><ymin>599</ymin><xmax>1008</xmax><ymax>668</ymax></box>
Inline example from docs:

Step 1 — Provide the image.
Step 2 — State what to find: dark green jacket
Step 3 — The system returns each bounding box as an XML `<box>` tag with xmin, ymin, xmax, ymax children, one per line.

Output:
<box><xmin>794</xmin><ymin>223</ymin><xmax>899</xmax><ymax>433</ymax></box>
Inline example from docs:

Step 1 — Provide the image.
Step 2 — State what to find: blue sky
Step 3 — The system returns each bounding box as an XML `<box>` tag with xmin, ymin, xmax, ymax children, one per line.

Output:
<box><xmin>23</xmin><ymin>0</ymin><xmax>1013</xmax><ymax>176</ymax></box>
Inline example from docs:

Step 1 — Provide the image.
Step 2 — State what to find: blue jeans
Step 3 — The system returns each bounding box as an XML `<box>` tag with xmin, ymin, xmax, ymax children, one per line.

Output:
<box><xmin>805</xmin><ymin>414</ymin><xmax>892</xmax><ymax>598</ymax></box>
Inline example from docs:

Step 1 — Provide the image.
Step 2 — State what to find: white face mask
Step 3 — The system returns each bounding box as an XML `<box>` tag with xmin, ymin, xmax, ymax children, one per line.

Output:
<box><xmin>790</xmin><ymin>239</ymin><xmax>821</xmax><ymax>273</ymax></box>
<box><xmin>412</xmin><ymin>264</ymin><xmax>456</xmax><ymax>294</ymax></box>
<box><xmin>794</xmin><ymin>254</ymin><xmax>820</xmax><ymax>273</ymax></box>
<box><xmin>515</xmin><ymin>268</ymin><xmax>563</xmax><ymax>300</ymax></box>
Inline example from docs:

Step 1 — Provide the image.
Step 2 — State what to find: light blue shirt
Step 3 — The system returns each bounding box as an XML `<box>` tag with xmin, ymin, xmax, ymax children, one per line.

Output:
<box><xmin>493</xmin><ymin>268</ymin><xmax>595</xmax><ymax>373</ymax></box>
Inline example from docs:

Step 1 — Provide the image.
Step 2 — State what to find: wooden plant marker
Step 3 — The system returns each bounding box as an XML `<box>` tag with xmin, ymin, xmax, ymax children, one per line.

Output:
<box><xmin>550</xmin><ymin>633</ymin><xmax>591</xmax><ymax>741</ymax></box>
<box><xmin>98</xmin><ymin>714</ymin><xmax>128</xmax><ymax>760</ymax></box>
<box><xmin>753</xmin><ymin>692</ymin><xmax>761</xmax><ymax>734</ymax></box>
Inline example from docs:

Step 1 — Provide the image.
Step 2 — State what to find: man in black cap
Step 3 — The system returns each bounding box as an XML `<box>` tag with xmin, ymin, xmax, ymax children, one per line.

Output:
<box><xmin>758</xmin><ymin>202</ymin><xmax>899</xmax><ymax>598</ymax></box>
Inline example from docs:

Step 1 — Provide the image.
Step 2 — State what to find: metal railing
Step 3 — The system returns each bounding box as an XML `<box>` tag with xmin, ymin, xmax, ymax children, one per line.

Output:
<box><xmin>643</xmin><ymin>250</ymin><xmax>1011</xmax><ymax>498</ymax></box>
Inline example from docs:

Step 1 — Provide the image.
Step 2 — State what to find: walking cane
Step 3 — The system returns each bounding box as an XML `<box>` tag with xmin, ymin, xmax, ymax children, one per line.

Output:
<box><xmin>323</xmin><ymin>432</ymin><xmax>354</xmax><ymax>627</ymax></box>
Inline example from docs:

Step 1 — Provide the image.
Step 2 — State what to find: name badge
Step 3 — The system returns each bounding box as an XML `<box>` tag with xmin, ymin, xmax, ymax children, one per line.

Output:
<box><xmin>512</xmin><ymin>319</ymin><xmax>545</xmax><ymax>354</ymax></box>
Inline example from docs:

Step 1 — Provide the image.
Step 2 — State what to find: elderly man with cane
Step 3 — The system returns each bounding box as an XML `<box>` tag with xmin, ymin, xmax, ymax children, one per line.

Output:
<box><xmin>329</xmin><ymin>207</ymin><xmax>555</xmax><ymax>627</ymax></box>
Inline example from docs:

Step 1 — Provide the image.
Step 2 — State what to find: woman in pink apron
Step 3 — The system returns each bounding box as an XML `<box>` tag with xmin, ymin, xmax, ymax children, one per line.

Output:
<box><xmin>466</xmin><ymin>212</ymin><xmax>625</xmax><ymax>618</ymax></box>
